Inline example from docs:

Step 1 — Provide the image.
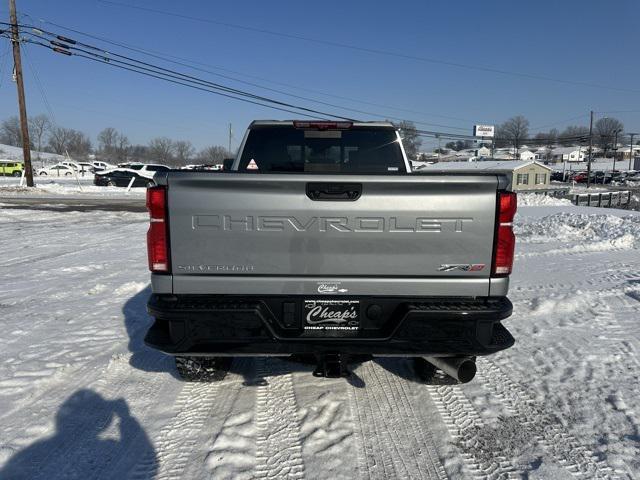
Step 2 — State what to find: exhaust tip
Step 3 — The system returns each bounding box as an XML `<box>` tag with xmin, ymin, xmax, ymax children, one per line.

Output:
<box><xmin>423</xmin><ymin>356</ymin><xmax>477</xmax><ymax>383</ymax></box>
<box><xmin>457</xmin><ymin>359</ymin><xmax>477</xmax><ymax>383</ymax></box>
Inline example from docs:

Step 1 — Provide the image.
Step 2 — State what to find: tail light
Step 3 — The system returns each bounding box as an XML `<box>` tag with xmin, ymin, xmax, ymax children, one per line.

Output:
<box><xmin>146</xmin><ymin>186</ymin><xmax>169</xmax><ymax>273</ymax></box>
<box><xmin>492</xmin><ymin>192</ymin><xmax>517</xmax><ymax>276</ymax></box>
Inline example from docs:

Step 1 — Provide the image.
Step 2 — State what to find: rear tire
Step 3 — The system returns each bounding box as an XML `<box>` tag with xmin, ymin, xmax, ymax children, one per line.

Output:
<box><xmin>107</xmin><ymin>180</ymin><xmax>117</xmax><ymax>187</ymax></box>
<box><xmin>12</xmin><ymin>171</ymin><xmax>21</xmax><ymax>177</ymax></box>
<box><xmin>175</xmin><ymin>356</ymin><xmax>232</xmax><ymax>382</ymax></box>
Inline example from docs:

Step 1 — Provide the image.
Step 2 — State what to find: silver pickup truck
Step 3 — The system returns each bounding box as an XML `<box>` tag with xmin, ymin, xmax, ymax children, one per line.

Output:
<box><xmin>144</xmin><ymin>120</ymin><xmax>517</xmax><ymax>382</ymax></box>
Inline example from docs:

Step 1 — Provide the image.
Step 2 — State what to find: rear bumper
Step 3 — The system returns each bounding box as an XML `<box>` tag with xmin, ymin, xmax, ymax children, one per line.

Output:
<box><xmin>145</xmin><ymin>294</ymin><xmax>514</xmax><ymax>356</ymax></box>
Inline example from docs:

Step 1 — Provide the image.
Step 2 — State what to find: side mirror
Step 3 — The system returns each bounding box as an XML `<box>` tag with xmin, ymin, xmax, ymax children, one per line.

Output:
<box><xmin>222</xmin><ymin>158</ymin><xmax>234</xmax><ymax>171</ymax></box>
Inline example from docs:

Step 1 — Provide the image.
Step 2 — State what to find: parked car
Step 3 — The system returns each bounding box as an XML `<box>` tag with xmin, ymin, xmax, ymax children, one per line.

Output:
<box><xmin>37</xmin><ymin>164</ymin><xmax>76</xmax><ymax>176</ymax></box>
<box><xmin>91</xmin><ymin>161</ymin><xmax>116</xmax><ymax>172</ymax></box>
<box><xmin>550</xmin><ymin>171</ymin><xmax>566</xmax><ymax>181</ymax></box>
<box><xmin>116</xmin><ymin>163</ymin><xmax>171</xmax><ymax>179</ymax></box>
<box><xmin>182</xmin><ymin>164</ymin><xmax>223</xmax><ymax>171</ymax></box>
<box><xmin>77</xmin><ymin>162</ymin><xmax>95</xmax><ymax>174</ymax></box>
<box><xmin>571</xmin><ymin>172</ymin><xmax>589</xmax><ymax>183</ymax></box>
<box><xmin>59</xmin><ymin>161</ymin><xmax>93</xmax><ymax>175</ymax></box>
<box><xmin>144</xmin><ymin>120</ymin><xmax>517</xmax><ymax>382</ymax></box>
<box><xmin>0</xmin><ymin>160</ymin><xmax>23</xmax><ymax>176</ymax></box>
<box><xmin>94</xmin><ymin>168</ymin><xmax>156</xmax><ymax>187</ymax></box>
<box><xmin>610</xmin><ymin>172</ymin><xmax>627</xmax><ymax>183</ymax></box>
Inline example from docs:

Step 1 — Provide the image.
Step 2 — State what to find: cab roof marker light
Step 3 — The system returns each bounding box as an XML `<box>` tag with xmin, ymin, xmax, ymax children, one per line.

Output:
<box><xmin>293</xmin><ymin>121</ymin><xmax>353</xmax><ymax>130</ymax></box>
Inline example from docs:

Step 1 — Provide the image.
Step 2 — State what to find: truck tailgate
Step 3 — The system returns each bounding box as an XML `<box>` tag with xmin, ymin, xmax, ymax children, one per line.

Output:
<box><xmin>165</xmin><ymin>173</ymin><xmax>501</xmax><ymax>296</ymax></box>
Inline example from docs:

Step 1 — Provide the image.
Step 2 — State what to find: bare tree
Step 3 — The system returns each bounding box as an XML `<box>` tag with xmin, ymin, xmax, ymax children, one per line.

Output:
<box><xmin>116</xmin><ymin>133</ymin><xmax>130</xmax><ymax>162</ymax></box>
<box><xmin>98</xmin><ymin>127</ymin><xmax>130</xmax><ymax>162</ymax></box>
<box><xmin>197</xmin><ymin>145</ymin><xmax>230</xmax><ymax>164</ymax></box>
<box><xmin>559</xmin><ymin>125</ymin><xmax>589</xmax><ymax>146</ymax></box>
<box><xmin>129</xmin><ymin>144</ymin><xmax>148</xmax><ymax>162</ymax></box>
<box><xmin>148</xmin><ymin>137</ymin><xmax>174</xmax><ymax>164</ymax></box>
<box><xmin>392</xmin><ymin>120</ymin><xmax>422</xmax><ymax>160</ymax></box>
<box><xmin>67</xmin><ymin>130</ymin><xmax>92</xmax><ymax>158</ymax></box>
<box><xmin>47</xmin><ymin>126</ymin><xmax>73</xmax><ymax>154</ymax></box>
<box><xmin>595</xmin><ymin>117</ymin><xmax>624</xmax><ymax>156</ymax></box>
<box><xmin>0</xmin><ymin>116</ymin><xmax>23</xmax><ymax>147</ymax></box>
<box><xmin>531</xmin><ymin>129</ymin><xmax>558</xmax><ymax>159</ymax></box>
<box><xmin>28</xmin><ymin>114</ymin><xmax>51</xmax><ymax>156</ymax></box>
<box><xmin>496</xmin><ymin>116</ymin><xmax>529</xmax><ymax>155</ymax></box>
<box><xmin>173</xmin><ymin>140</ymin><xmax>195</xmax><ymax>166</ymax></box>
<box><xmin>48</xmin><ymin>127</ymin><xmax>91</xmax><ymax>158</ymax></box>
<box><xmin>97</xmin><ymin>127</ymin><xmax>119</xmax><ymax>156</ymax></box>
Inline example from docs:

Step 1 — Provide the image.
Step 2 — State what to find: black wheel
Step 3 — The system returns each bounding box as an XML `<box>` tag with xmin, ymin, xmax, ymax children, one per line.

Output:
<box><xmin>12</xmin><ymin>171</ymin><xmax>21</xmax><ymax>177</ymax></box>
<box><xmin>107</xmin><ymin>180</ymin><xmax>117</xmax><ymax>187</ymax></box>
<box><xmin>175</xmin><ymin>356</ymin><xmax>232</xmax><ymax>382</ymax></box>
<box><xmin>65</xmin><ymin>172</ymin><xmax>72</xmax><ymax>176</ymax></box>
<box><xmin>39</xmin><ymin>172</ymin><xmax>47</xmax><ymax>176</ymax></box>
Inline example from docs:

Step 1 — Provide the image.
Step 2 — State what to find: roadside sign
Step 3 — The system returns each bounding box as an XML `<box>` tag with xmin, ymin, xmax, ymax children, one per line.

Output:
<box><xmin>474</xmin><ymin>125</ymin><xmax>495</xmax><ymax>137</ymax></box>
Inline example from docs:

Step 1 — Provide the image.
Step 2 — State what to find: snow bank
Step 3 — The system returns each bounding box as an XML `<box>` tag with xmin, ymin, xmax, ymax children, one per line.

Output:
<box><xmin>515</xmin><ymin>212</ymin><xmax>640</xmax><ymax>249</ymax></box>
<box><xmin>516</xmin><ymin>193</ymin><xmax>572</xmax><ymax>206</ymax></box>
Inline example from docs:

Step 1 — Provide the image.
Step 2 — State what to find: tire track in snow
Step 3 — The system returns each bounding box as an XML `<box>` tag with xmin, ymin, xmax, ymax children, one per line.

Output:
<box><xmin>254</xmin><ymin>358</ymin><xmax>306</xmax><ymax>479</ymax></box>
<box><xmin>478</xmin><ymin>359</ymin><xmax>620</xmax><ymax>479</ymax></box>
<box><xmin>191</xmin><ymin>358</ymin><xmax>256</xmax><ymax>480</ymax></box>
<box><xmin>510</xmin><ymin>271</ymin><xmax>640</xmax><ymax>297</ymax></box>
<box><xmin>130</xmin><ymin>359</ymin><xmax>252</xmax><ymax>480</ymax></box>
<box><xmin>427</xmin><ymin>384</ymin><xmax>522</xmax><ymax>479</ymax></box>
<box><xmin>348</xmin><ymin>361</ymin><xmax>448</xmax><ymax>480</ymax></box>
<box><xmin>134</xmin><ymin>381</ymin><xmax>223</xmax><ymax>480</ymax></box>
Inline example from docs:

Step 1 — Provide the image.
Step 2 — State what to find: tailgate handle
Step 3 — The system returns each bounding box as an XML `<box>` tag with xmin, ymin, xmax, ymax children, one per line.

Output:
<box><xmin>306</xmin><ymin>182</ymin><xmax>362</xmax><ymax>201</ymax></box>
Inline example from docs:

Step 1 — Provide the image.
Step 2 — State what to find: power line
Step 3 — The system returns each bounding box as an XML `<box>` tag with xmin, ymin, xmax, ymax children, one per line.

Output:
<box><xmin>529</xmin><ymin>113</ymin><xmax>590</xmax><ymax>132</ymax></box>
<box><xmin>595</xmin><ymin>109</ymin><xmax>640</xmax><ymax>114</ymax></box>
<box><xmin>38</xmin><ymin>18</ymin><xmax>484</xmax><ymax>126</ymax></box>
<box><xmin>14</xmin><ymin>28</ymin><xmax>356</xmax><ymax>121</ymax></box>
<box><xmin>22</xmin><ymin>19</ymin><xmax>474</xmax><ymax>131</ymax></box>
<box><xmin>18</xmin><ymin>35</ymin><xmax>341</xmax><ymax>121</ymax></box>
<box><xmin>0</xmin><ymin>28</ymin><xmax>605</xmax><ymax>147</ymax></box>
<box><xmin>97</xmin><ymin>0</ymin><xmax>640</xmax><ymax>95</ymax></box>
<box><xmin>22</xmin><ymin>44</ymin><xmax>58</xmax><ymax>125</ymax></box>
<box><xmin>14</xmin><ymin>23</ymin><xmax>487</xmax><ymax>135</ymax></box>
<box><xmin>0</xmin><ymin>40</ymin><xmax>10</xmax><ymax>90</ymax></box>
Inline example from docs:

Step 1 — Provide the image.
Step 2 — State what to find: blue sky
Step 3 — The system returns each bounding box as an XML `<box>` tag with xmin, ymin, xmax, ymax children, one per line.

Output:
<box><xmin>1</xmin><ymin>0</ymin><xmax>639</xmax><ymax>151</ymax></box>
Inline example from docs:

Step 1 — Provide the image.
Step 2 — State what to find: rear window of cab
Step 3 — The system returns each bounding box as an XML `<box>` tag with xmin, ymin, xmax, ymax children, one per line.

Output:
<box><xmin>238</xmin><ymin>126</ymin><xmax>406</xmax><ymax>173</ymax></box>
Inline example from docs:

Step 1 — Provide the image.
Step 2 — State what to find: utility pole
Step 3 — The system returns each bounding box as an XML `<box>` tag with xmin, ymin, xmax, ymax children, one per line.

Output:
<box><xmin>9</xmin><ymin>0</ymin><xmax>34</xmax><ymax>186</ymax></box>
<box><xmin>228</xmin><ymin>123</ymin><xmax>232</xmax><ymax>154</ymax></box>
<box><xmin>587</xmin><ymin>110</ymin><xmax>593</xmax><ymax>189</ymax></box>
<box><xmin>612</xmin><ymin>129</ymin><xmax>620</xmax><ymax>173</ymax></box>
<box><xmin>629</xmin><ymin>133</ymin><xmax>636</xmax><ymax>170</ymax></box>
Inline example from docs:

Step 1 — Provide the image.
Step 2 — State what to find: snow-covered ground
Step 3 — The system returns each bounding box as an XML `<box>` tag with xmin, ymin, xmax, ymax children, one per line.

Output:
<box><xmin>0</xmin><ymin>143</ymin><xmax>66</xmax><ymax>165</ymax></box>
<box><xmin>0</xmin><ymin>203</ymin><xmax>639</xmax><ymax>479</ymax></box>
<box><xmin>0</xmin><ymin>176</ymin><xmax>146</xmax><ymax>198</ymax></box>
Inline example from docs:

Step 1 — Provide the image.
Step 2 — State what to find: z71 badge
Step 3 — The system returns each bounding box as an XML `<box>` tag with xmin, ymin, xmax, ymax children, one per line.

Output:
<box><xmin>438</xmin><ymin>264</ymin><xmax>485</xmax><ymax>272</ymax></box>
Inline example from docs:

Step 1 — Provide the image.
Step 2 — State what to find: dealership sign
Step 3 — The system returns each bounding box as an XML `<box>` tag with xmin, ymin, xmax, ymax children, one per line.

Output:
<box><xmin>473</xmin><ymin>125</ymin><xmax>495</xmax><ymax>137</ymax></box>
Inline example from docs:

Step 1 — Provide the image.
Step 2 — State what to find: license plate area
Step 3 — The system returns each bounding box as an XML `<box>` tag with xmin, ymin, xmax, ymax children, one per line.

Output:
<box><xmin>303</xmin><ymin>299</ymin><xmax>360</xmax><ymax>337</ymax></box>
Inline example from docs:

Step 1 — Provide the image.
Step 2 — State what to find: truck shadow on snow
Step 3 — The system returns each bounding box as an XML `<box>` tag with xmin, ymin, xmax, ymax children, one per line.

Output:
<box><xmin>123</xmin><ymin>285</ymin><xmax>179</xmax><ymax>378</ymax></box>
<box><xmin>0</xmin><ymin>389</ymin><xmax>156</xmax><ymax>479</ymax></box>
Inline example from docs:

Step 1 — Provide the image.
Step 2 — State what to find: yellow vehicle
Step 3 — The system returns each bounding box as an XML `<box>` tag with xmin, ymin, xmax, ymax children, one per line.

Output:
<box><xmin>0</xmin><ymin>161</ymin><xmax>24</xmax><ymax>177</ymax></box>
